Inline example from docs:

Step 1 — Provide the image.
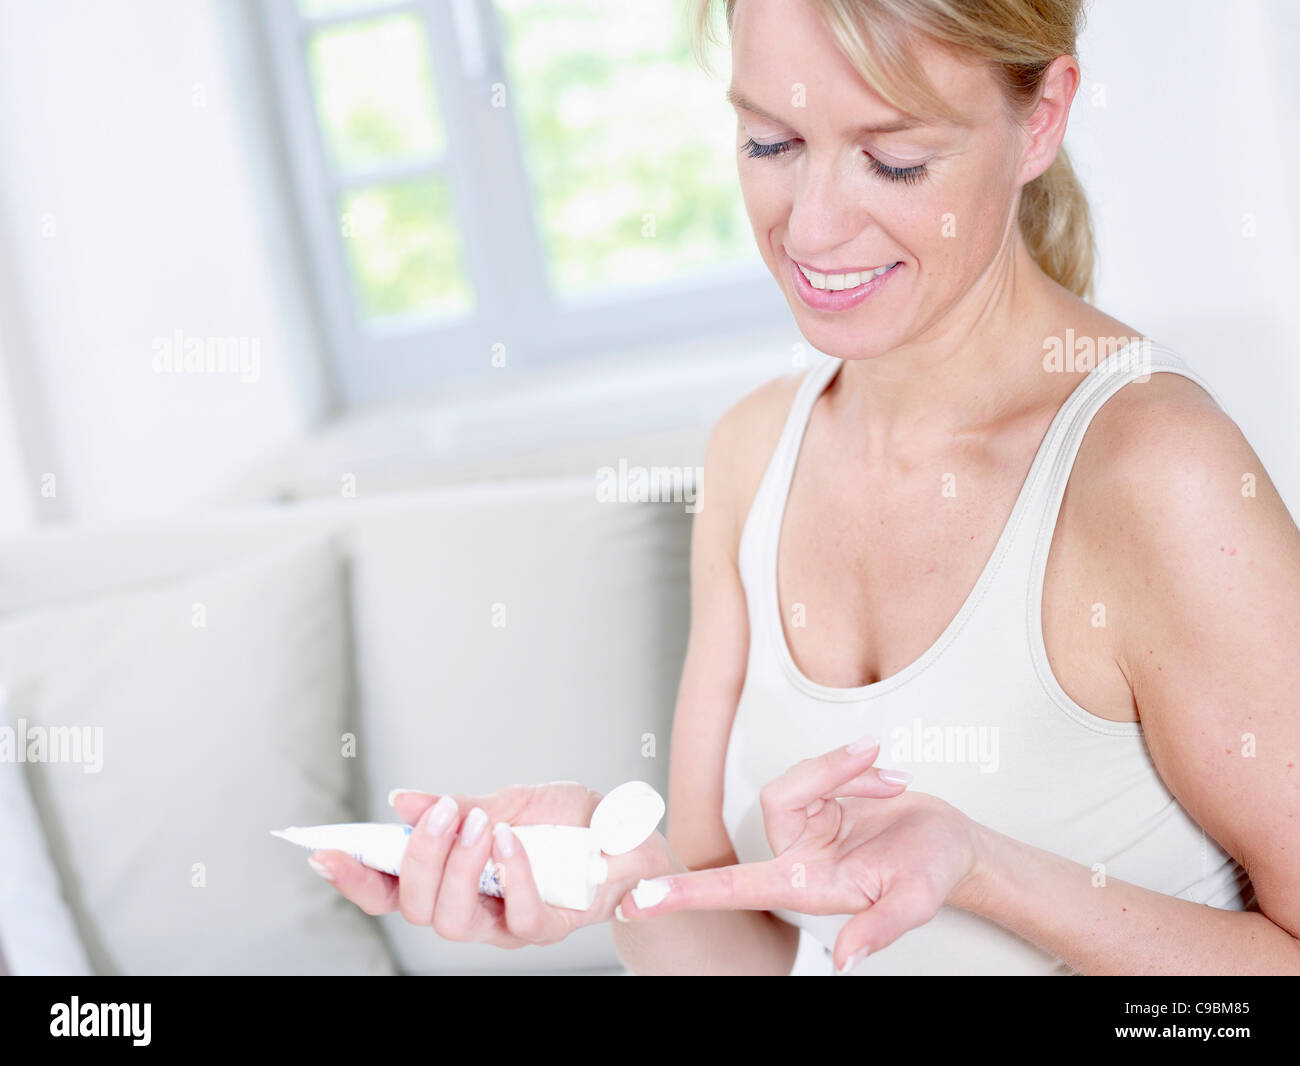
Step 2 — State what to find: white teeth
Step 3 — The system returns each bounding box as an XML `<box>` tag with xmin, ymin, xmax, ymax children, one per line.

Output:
<box><xmin>798</xmin><ymin>262</ymin><xmax>897</xmax><ymax>290</ymax></box>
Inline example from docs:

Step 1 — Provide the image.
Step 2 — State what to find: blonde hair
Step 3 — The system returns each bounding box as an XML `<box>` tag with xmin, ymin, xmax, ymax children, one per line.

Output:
<box><xmin>691</xmin><ymin>0</ymin><xmax>1095</xmax><ymax>302</ymax></box>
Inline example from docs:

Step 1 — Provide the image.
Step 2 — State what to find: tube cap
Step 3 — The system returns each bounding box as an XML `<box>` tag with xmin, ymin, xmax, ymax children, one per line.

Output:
<box><xmin>589</xmin><ymin>781</ymin><xmax>665</xmax><ymax>855</ymax></box>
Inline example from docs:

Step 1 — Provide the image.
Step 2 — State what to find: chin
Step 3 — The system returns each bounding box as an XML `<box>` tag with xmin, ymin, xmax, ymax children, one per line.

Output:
<box><xmin>788</xmin><ymin>313</ymin><xmax>902</xmax><ymax>363</ymax></box>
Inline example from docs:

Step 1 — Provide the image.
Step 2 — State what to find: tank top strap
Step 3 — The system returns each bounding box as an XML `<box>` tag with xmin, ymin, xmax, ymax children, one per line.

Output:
<box><xmin>1001</xmin><ymin>341</ymin><xmax>1229</xmax><ymax>717</ymax></box>
<box><xmin>737</xmin><ymin>355</ymin><xmax>843</xmax><ymax>588</ymax></box>
<box><xmin>1012</xmin><ymin>338</ymin><xmax>1228</xmax><ymax>574</ymax></box>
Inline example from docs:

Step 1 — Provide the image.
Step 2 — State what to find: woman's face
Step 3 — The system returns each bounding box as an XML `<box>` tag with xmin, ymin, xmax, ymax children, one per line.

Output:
<box><xmin>729</xmin><ymin>0</ymin><xmax>1032</xmax><ymax>361</ymax></box>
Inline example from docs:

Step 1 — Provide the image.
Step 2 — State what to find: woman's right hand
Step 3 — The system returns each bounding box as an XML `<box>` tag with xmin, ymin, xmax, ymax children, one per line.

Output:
<box><xmin>308</xmin><ymin>782</ymin><xmax>678</xmax><ymax>949</ymax></box>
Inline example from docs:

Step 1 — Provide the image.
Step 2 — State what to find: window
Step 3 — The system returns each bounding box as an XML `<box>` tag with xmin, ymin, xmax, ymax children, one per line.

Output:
<box><xmin>259</xmin><ymin>0</ymin><xmax>787</xmax><ymax>408</ymax></box>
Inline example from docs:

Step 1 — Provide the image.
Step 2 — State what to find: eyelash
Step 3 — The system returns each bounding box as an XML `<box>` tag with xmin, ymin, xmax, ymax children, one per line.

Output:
<box><xmin>740</xmin><ymin>137</ymin><xmax>928</xmax><ymax>185</ymax></box>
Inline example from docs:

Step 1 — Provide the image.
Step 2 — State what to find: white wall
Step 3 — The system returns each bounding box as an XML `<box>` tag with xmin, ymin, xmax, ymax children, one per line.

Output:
<box><xmin>0</xmin><ymin>320</ymin><xmax>35</xmax><ymax>535</ymax></box>
<box><xmin>0</xmin><ymin>0</ymin><xmax>329</xmax><ymax>529</ymax></box>
<box><xmin>1070</xmin><ymin>0</ymin><xmax>1300</xmax><ymax>511</ymax></box>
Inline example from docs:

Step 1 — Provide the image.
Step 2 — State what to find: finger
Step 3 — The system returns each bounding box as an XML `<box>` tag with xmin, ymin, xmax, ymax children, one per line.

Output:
<box><xmin>823</xmin><ymin>766</ymin><xmax>913</xmax><ymax>802</ymax></box>
<box><xmin>761</xmin><ymin>735</ymin><xmax>888</xmax><ymax>847</ymax></box>
<box><xmin>392</xmin><ymin>790</ymin><xmax>482</xmax><ymax>826</ymax></box>
<box><xmin>397</xmin><ymin>795</ymin><xmax>461</xmax><ymax>925</ymax></box>
<box><xmin>392</xmin><ymin>789</ymin><xmax>523</xmax><ymax>829</ymax></box>
<box><xmin>432</xmin><ymin>805</ymin><xmax>498</xmax><ymax>940</ymax></box>
<box><xmin>389</xmin><ymin>789</ymin><xmax>435</xmax><ymax>825</ymax></box>
<box><xmin>617</xmin><ymin>860</ymin><xmax>792</xmax><ymax>918</ymax></box>
<box><xmin>831</xmin><ymin>878</ymin><xmax>939</xmax><ymax>973</ymax></box>
<box><xmin>491</xmin><ymin>823</ymin><xmax>555</xmax><ymax>944</ymax></box>
<box><xmin>310</xmin><ymin>849</ymin><xmax>399</xmax><ymax>916</ymax></box>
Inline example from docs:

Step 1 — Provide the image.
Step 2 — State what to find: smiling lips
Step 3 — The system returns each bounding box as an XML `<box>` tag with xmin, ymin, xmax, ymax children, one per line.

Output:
<box><xmin>796</xmin><ymin>261</ymin><xmax>900</xmax><ymax>291</ymax></box>
<box><xmin>788</xmin><ymin>253</ymin><xmax>901</xmax><ymax>312</ymax></box>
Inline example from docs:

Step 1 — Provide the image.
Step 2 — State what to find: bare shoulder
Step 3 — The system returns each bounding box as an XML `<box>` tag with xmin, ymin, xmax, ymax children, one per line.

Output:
<box><xmin>699</xmin><ymin>367</ymin><xmax>808</xmax><ymax>548</ymax></box>
<box><xmin>1071</xmin><ymin>367</ymin><xmax>1263</xmax><ymax>515</ymax></box>
<box><xmin>1067</xmin><ymin>362</ymin><xmax>1300</xmax><ymax>665</ymax></box>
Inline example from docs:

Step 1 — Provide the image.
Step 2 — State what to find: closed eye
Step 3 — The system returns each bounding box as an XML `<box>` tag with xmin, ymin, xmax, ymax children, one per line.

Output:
<box><xmin>868</xmin><ymin>157</ymin><xmax>928</xmax><ymax>185</ymax></box>
<box><xmin>739</xmin><ymin>137</ymin><xmax>928</xmax><ymax>185</ymax></box>
<box><xmin>740</xmin><ymin>136</ymin><xmax>794</xmax><ymax>159</ymax></box>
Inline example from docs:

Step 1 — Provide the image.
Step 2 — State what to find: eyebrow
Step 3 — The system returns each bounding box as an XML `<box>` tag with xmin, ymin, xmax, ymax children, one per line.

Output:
<box><xmin>725</xmin><ymin>84</ymin><xmax>926</xmax><ymax>134</ymax></box>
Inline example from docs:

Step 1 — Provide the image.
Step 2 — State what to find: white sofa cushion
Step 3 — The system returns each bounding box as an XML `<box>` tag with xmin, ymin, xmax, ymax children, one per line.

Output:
<box><xmin>0</xmin><ymin>532</ymin><xmax>397</xmax><ymax>975</ymax></box>
<box><xmin>0</xmin><ymin>685</ymin><xmax>94</xmax><ymax>975</ymax></box>
<box><xmin>346</xmin><ymin>478</ymin><xmax>691</xmax><ymax>972</ymax></box>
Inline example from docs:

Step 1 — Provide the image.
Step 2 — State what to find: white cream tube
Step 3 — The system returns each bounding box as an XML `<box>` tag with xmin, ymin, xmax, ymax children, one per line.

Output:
<box><xmin>483</xmin><ymin>825</ymin><xmax>608</xmax><ymax>910</ymax></box>
<box><xmin>271</xmin><ymin>823</ymin><xmax>607</xmax><ymax>910</ymax></box>
<box><xmin>272</xmin><ymin>780</ymin><xmax>665</xmax><ymax>913</ymax></box>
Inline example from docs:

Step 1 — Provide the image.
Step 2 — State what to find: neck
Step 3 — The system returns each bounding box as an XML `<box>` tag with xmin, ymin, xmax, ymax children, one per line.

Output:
<box><xmin>829</xmin><ymin>234</ymin><xmax>1070</xmax><ymax>461</ymax></box>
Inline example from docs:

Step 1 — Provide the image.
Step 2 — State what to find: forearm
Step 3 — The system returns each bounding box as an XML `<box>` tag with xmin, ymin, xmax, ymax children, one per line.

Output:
<box><xmin>612</xmin><ymin>906</ymin><xmax>798</xmax><ymax>975</ymax></box>
<box><xmin>954</xmin><ymin>823</ymin><xmax>1300</xmax><ymax>975</ymax></box>
<box><xmin>610</xmin><ymin>851</ymin><xmax>799</xmax><ymax>975</ymax></box>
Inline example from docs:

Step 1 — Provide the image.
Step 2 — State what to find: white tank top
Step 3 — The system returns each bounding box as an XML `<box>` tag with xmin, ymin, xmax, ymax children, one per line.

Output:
<box><xmin>722</xmin><ymin>340</ymin><xmax>1253</xmax><ymax>975</ymax></box>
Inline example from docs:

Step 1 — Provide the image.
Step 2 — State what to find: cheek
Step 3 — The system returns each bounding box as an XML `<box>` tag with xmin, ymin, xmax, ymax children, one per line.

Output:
<box><xmin>915</xmin><ymin>165</ymin><xmax>1016</xmax><ymax>277</ymax></box>
<box><xmin>736</xmin><ymin>163</ymin><xmax>788</xmax><ymax>260</ymax></box>
<box><xmin>954</xmin><ymin>149</ymin><xmax>1021</xmax><ymax>246</ymax></box>
<box><xmin>872</xmin><ymin>189</ymin><xmax>959</xmax><ymax>273</ymax></box>
<box><xmin>737</xmin><ymin>161</ymin><xmax>779</xmax><ymax>217</ymax></box>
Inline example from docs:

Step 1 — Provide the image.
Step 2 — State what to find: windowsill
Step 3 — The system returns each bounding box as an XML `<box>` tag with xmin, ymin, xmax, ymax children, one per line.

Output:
<box><xmin>226</xmin><ymin>323</ymin><xmax>805</xmax><ymax>505</ymax></box>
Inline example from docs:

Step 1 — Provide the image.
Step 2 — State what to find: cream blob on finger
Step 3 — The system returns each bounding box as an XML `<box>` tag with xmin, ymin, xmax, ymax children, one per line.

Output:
<box><xmin>631</xmin><ymin>877</ymin><xmax>671</xmax><ymax>910</ymax></box>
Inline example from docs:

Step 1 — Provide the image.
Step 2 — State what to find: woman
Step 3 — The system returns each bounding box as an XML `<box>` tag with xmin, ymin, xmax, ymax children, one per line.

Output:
<box><xmin>311</xmin><ymin>0</ymin><xmax>1300</xmax><ymax>975</ymax></box>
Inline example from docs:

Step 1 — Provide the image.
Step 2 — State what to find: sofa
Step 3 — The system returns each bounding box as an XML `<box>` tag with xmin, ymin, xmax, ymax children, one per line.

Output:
<box><xmin>0</xmin><ymin>475</ymin><xmax>698</xmax><ymax>975</ymax></box>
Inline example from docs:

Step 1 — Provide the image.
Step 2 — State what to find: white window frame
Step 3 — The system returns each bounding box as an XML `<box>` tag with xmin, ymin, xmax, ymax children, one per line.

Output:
<box><xmin>258</xmin><ymin>0</ymin><xmax>788</xmax><ymax>409</ymax></box>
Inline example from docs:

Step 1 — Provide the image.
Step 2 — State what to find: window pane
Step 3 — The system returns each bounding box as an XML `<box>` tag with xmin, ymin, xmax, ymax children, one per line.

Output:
<box><xmin>298</xmin><ymin>0</ymin><xmax>398</xmax><ymax>22</ymax></box>
<box><xmin>339</xmin><ymin>180</ymin><xmax>473</xmax><ymax>319</ymax></box>
<box><xmin>495</xmin><ymin>0</ymin><xmax>754</xmax><ymax>294</ymax></box>
<box><xmin>306</xmin><ymin>13</ymin><xmax>444</xmax><ymax>169</ymax></box>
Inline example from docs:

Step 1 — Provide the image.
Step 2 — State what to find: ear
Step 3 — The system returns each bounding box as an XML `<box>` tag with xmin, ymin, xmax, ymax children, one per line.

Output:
<box><xmin>1019</xmin><ymin>54</ymin><xmax>1080</xmax><ymax>185</ymax></box>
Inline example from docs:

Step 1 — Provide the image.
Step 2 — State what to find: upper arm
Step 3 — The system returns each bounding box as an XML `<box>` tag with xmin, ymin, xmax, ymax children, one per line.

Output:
<box><xmin>1093</xmin><ymin>373</ymin><xmax>1300</xmax><ymax>934</ymax></box>
<box><xmin>665</xmin><ymin>373</ymin><xmax>802</xmax><ymax>870</ymax></box>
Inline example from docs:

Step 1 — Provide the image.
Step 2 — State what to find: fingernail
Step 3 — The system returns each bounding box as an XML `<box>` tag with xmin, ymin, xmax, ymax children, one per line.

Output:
<box><xmin>424</xmin><ymin>795</ymin><xmax>457</xmax><ymax>837</ymax></box>
<box><xmin>838</xmin><ymin>946</ymin><xmax>870</xmax><ymax>974</ymax></box>
<box><xmin>614</xmin><ymin>904</ymin><xmax>629</xmax><ymax>923</ymax></box>
<box><xmin>493</xmin><ymin>822</ymin><xmax>515</xmax><ymax>858</ymax></box>
<box><xmin>387</xmin><ymin>788</ymin><xmax>423</xmax><ymax>807</ymax></box>
<box><xmin>307</xmin><ymin>855</ymin><xmax>335</xmax><ymax>882</ymax></box>
<box><xmin>632</xmin><ymin>877</ymin><xmax>671</xmax><ymax>909</ymax></box>
<box><xmin>806</xmin><ymin>798</ymin><xmax>826</xmax><ymax>817</ymax></box>
<box><xmin>879</xmin><ymin>770</ymin><xmax>912</xmax><ymax>786</ymax></box>
<box><xmin>460</xmin><ymin>806</ymin><xmax>489</xmax><ymax>847</ymax></box>
<box><xmin>846</xmin><ymin>733</ymin><xmax>877</xmax><ymax>754</ymax></box>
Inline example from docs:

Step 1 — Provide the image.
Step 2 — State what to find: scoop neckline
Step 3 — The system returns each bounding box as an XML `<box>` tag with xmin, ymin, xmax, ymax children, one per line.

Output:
<box><xmin>766</xmin><ymin>342</ymin><xmax>1138</xmax><ymax>703</ymax></box>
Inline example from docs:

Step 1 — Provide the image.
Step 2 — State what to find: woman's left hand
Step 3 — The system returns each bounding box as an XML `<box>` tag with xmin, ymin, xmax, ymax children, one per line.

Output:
<box><xmin>616</xmin><ymin>738</ymin><xmax>986</xmax><ymax>972</ymax></box>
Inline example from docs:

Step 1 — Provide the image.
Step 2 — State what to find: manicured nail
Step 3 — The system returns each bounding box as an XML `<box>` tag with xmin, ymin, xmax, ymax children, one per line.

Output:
<box><xmin>388</xmin><ymin>788</ymin><xmax>423</xmax><ymax>807</ymax></box>
<box><xmin>846</xmin><ymin>734</ymin><xmax>877</xmax><ymax>754</ymax></box>
<box><xmin>493</xmin><ymin>822</ymin><xmax>515</xmax><ymax>858</ymax></box>
<box><xmin>838</xmin><ymin>946</ymin><xmax>870</xmax><ymax>974</ymax></box>
<box><xmin>879</xmin><ymin>770</ymin><xmax>912</xmax><ymax>786</ymax></box>
<box><xmin>460</xmin><ymin>806</ymin><xmax>489</xmax><ymax>847</ymax></box>
<box><xmin>308</xmin><ymin>855</ymin><xmax>334</xmax><ymax>882</ymax></box>
<box><xmin>424</xmin><ymin>795</ymin><xmax>457</xmax><ymax>837</ymax></box>
<box><xmin>632</xmin><ymin>878</ymin><xmax>671</xmax><ymax>909</ymax></box>
<box><xmin>614</xmin><ymin>904</ymin><xmax>629</xmax><ymax>923</ymax></box>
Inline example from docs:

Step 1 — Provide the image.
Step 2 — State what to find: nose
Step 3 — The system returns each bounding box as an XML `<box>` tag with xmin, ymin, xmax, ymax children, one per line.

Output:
<box><xmin>785</xmin><ymin>147</ymin><xmax>873</xmax><ymax>260</ymax></box>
